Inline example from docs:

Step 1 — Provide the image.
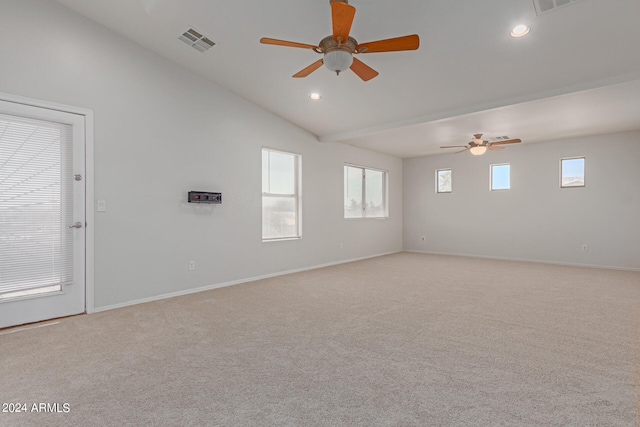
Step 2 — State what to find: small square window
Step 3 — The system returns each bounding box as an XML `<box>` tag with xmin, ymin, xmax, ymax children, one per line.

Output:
<box><xmin>436</xmin><ymin>169</ymin><xmax>452</xmax><ymax>193</ymax></box>
<box><xmin>491</xmin><ymin>164</ymin><xmax>510</xmax><ymax>191</ymax></box>
<box><xmin>561</xmin><ymin>157</ymin><xmax>585</xmax><ymax>188</ymax></box>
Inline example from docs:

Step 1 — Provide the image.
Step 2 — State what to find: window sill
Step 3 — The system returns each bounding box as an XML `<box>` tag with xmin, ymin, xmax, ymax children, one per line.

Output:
<box><xmin>344</xmin><ymin>217</ymin><xmax>389</xmax><ymax>220</ymax></box>
<box><xmin>262</xmin><ymin>236</ymin><xmax>302</xmax><ymax>243</ymax></box>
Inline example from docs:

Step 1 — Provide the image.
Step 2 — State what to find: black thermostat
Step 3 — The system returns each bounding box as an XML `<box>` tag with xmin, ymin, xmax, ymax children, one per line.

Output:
<box><xmin>188</xmin><ymin>191</ymin><xmax>222</xmax><ymax>204</ymax></box>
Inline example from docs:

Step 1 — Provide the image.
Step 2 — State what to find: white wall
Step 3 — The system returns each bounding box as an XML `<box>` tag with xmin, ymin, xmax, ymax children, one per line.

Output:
<box><xmin>403</xmin><ymin>130</ymin><xmax>640</xmax><ymax>270</ymax></box>
<box><xmin>0</xmin><ymin>0</ymin><xmax>402</xmax><ymax>309</ymax></box>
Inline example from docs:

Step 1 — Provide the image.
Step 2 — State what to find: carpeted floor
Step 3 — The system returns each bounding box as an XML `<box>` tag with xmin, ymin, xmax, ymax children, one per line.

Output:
<box><xmin>1</xmin><ymin>252</ymin><xmax>639</xmax><ymax>426</ymax></box>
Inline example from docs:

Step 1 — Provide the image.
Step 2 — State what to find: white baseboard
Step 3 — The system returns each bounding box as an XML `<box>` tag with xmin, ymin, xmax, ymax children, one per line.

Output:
<box><xmin>90</xmin><ymin>251</ymin><xmax>401</xmax><ymax>314</ymax></box>
<box><xmin>404</xmin><ymin>250</ymin><xmax>640</xmax><ymax>272</ymax></box>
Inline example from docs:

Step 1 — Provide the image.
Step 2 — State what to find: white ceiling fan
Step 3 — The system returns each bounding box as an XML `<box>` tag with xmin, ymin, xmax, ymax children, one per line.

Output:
<box><xmin>440</xmin><ymin>134</ymin><xmax>522</xmax><ymax>156</ymax></box>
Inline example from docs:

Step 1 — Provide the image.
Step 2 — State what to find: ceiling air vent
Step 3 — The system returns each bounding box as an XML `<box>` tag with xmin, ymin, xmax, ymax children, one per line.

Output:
<box><xmin>533</xmin><ymin>0</ymin><xmax>586</xmax><ymax>15</ymax></box>
<box><xmin>179</xmin><ymin>28</ymin><xmax>215</xmax><ymax>53</ymax></box>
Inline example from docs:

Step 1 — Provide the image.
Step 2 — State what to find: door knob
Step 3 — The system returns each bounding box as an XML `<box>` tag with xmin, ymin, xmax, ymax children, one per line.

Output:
<box><xmin>67</xmin><ymin>222</ymin><xmax>83</xmax><ymax>229</ymax></box>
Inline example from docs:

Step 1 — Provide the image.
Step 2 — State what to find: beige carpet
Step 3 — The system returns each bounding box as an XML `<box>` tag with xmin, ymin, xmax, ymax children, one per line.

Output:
<box><xmin>1</xmin><ymin>252</ymin><xmax>639</xmax><ymax>426</ymax></box>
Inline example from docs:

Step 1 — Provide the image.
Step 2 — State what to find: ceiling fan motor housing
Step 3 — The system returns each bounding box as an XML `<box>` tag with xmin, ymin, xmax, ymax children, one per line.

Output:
<box><xmin>320</xmin><ymin>36</ymin><xmax>357</xmax><ymax>74</ymax></box>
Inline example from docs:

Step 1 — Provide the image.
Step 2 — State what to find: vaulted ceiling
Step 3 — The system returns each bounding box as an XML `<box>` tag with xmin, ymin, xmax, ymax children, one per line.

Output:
<box><xmin>55</xmin><ymin>0</ymin><xmax>640</xmax><ymax>157</ymax></box>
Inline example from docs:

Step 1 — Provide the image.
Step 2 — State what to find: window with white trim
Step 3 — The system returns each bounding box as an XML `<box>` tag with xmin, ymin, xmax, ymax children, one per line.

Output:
<box><xmin>344</xmin><ymin>164</ymin><xmax>387</xmax><ymax>218</ymax></box>
<box><xmin>262</xmin><ymin>148</ymin><xmax>301</xmax><ymax>240</ymax></box>
<box><xmin>491</xmin><ymin>163</ymin><xmax>511</xmax><ymax>191</ymax></box>
<box><xmin>560</xmin><ymin>157</ymin><xmax>585</xmax><ymax>188</ymax></box>
<box><xmin>436</xmin><ymin>169</ymin><xmax>452</xmax><ymax>193</ymax></box>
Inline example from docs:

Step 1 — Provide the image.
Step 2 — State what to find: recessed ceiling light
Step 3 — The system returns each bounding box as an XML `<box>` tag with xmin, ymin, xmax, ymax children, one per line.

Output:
<box><xmin>309</xmin><ymin>93</ymin><xmax>321</xmax><ymax>100</ymax></box>
<box><xmin>510</xmin><ymin>24</ymin><xmax>531</xmax><ymax>38</ymax></box>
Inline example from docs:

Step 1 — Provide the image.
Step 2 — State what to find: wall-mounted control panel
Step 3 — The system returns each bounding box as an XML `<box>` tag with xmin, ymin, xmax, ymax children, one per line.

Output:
<box><xmin>188</xmin><ymin>191</ymin><xmax>222</xmax><ymax>204</ymax></box>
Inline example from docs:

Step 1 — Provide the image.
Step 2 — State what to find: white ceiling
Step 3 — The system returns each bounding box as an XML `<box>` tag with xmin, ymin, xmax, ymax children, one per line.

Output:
<box><xmin>55</xmin><ymin>0</ymin><xmax>640</xmax><ymax>158</ymax></box>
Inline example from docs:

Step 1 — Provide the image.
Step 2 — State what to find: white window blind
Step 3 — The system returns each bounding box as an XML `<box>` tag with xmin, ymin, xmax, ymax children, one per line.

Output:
<box><xmin>0</xmin><ymin>113</ymin><xmax>73</xmax><ymax>297</ymax></box>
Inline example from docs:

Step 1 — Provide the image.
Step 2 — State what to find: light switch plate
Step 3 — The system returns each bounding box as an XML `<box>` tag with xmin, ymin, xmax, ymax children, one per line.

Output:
<box><xmin>97</xmin><ymin>200</ymin><xmax>106</xmax><ymax>212</ymax></box>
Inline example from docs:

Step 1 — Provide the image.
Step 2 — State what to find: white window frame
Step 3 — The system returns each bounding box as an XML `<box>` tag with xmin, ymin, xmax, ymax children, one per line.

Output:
<box><xmin>344</xmin><ymin>163</ymin><xmax>388</xmax><ymax>219</ymax></box>
<box><xmin>560</xmin><ymin>156</ymin><xmax>586</xmax><ymax>188</ymax></box>
<box><xmin>490</xmin><ymin>163</ymin><xmax>511</xmax><ymax>191</ymax></box>
<box><xmin>262</xmin><ymin>147</ymin><xmax>302</xmax><ymax>242</ymax></box>
<box><xmin>436</xmin><ymin>168</ymin><xmax>452</xmax><ymax>193</ymax></box>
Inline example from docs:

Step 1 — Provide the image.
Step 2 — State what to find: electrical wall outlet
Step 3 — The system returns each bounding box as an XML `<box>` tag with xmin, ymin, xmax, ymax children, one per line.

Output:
<box><xmin>581</xmin><ymin>245</ymin><xmax>588</xmax><ymax>252</ymax></box>
<box><xmin>188</xmin><ymin>260</ymin><xmax>195</xmax><ymax>270</ymax></box>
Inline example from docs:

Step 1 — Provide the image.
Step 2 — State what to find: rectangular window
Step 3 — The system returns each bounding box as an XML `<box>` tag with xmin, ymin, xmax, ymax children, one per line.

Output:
<box><xmin>344</xmin><ymin>165</ymin><xmax>387</xmax><ymax>219</ymax></box>
<box><xmin>491</xmin><ymin>163</ymin><xmax>510</xmax><ymax>191</ymax></box>
<box><xmin>561</xmin><ymin>157</ymin><xmax>585</xmax><ymax>188</ymax></box>
<box><xmin>262</xmin><ymin>148</ymin><xmax>301</xmax><ymax>241</ymax></box>
<box><xmin>0</xmin><ymin>113</ymin><xmax>73</xmax><ymax>297</ymax></box>
<box><xmin>436</xmin><ymin>169</ymin><xmax>452</xmax><ymax>193</ymax></box>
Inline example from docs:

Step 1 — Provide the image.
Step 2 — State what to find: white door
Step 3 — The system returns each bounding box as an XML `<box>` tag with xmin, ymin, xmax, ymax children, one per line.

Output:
<box><xmin>0</xmin><ymin>100</ymin><xmax>86</xmax><ymax>329</ymax></box>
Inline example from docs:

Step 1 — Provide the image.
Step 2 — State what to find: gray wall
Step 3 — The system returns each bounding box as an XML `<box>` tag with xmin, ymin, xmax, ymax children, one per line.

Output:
<box><xmin>0</xmin><ymin>0</ymin><xmax>403</xmax><ymax>309</ymax></box>
<box><xmin>403</xmin><ymin>130</ymin><xmax>640</xmax><ymax>270</ymax></box>
<box><xmin>1</xmin><ymin>0</ymin><xmax>636</xmax><ymax>316</ymax></box>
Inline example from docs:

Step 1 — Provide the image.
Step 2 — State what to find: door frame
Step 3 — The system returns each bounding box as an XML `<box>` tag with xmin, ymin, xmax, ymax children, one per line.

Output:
<box><xmin>0</xmin><ymin>91</ymin><xmax>95</xmax><ymax>314</ymax></box>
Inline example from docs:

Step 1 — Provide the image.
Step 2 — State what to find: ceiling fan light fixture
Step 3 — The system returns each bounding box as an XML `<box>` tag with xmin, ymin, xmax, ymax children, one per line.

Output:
<box><xmin>324</xmin><ymin>50</ymin><xmax>353</xmax><ymax>75</ymax></box>
<box><xmin>309</xmin><ymin>92</ymin><xmax>321</xmax><ymax>100</ymax></box>
<box><xmin>510</xmin><ymin>24</ymin><xmax>531</xmax><ymax>38</ymax></box>
<box><xmin>470</xmin><ymin>146</ymin><xmax>488</xmax><ymax>156</ymax></box>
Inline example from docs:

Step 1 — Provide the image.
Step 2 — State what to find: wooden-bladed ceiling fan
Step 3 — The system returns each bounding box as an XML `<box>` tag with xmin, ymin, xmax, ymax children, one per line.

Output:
<box><xmin>260</xmin><ymin>0</ymin><xmax>420</xmax><ymax>81</ymax></box>
<box><xmin>441</xmin><ymin>134</ymin><xmax>522</xmax><ymax>156</ymax></box>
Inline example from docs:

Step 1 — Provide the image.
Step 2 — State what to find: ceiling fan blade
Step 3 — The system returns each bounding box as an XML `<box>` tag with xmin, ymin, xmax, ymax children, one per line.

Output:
<box><xmin>487</xmin><ymin>145</ymin><xmax>504</xmax><ymax>151</ymax></box>
<box><xmin>350</xmin><ymin>58</ymin><xmax>379</xmax><ymax>81</ymax></box>
<box><xmin>292</xmin><ymin>59</ymin><xmax>324</xmax><ymax>78</ymax></box>
<box><xmin>356</xmin><ymin>34</ymin><xmax>420</xmax><ymax>53</ymax></box>
<box><xmin>455</xmin><ymin>148</ymin><xmax>470</xmax><ymax>154</ymax></box>
<box><xmin>440</xmin><ymin>145</ymin><xmax>468</xmax><ymax>148</ymax></box>
<box><xmin>489</xmin><ymin>138</ymin><xmax>522</xmax><ymax>146</ymax></box>
<box><xmin>260</xmin><ymin>37</ymin><xmax>319</xmax><ymax>50</ymax></box>
<box><xmin>332</xmin><ymin>1</ymin><xmax>356</xmax><ymax>43</ymax></box>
